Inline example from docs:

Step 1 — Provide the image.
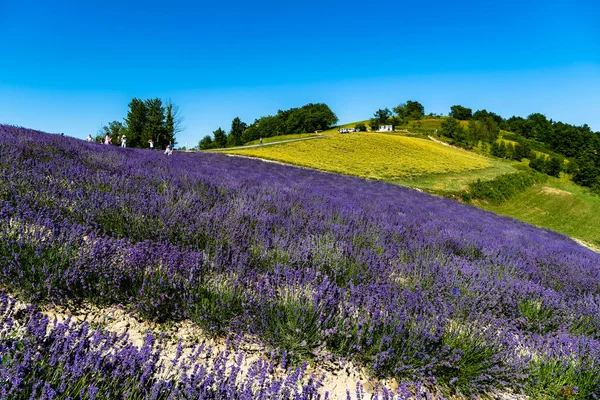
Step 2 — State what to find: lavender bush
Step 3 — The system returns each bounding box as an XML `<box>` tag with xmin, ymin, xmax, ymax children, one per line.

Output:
<box><xmin>1</xmin><ymin>125</ymin><xmax>599</xmax><ymax>397</ymax></box>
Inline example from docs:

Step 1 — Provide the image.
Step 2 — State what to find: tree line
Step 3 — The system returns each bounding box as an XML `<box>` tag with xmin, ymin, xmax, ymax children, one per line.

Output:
<box><xmin>98</xmin><ymin>98</ymin><xmax>181</xmax><ymax>149</ymax></box>
<box><xmin>199</xmin><ymin>103</ymin><xmax>338</xmax><ymax>150</ymax></box>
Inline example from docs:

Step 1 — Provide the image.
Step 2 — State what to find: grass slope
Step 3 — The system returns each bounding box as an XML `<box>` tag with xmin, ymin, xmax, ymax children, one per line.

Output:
<box><xmin>225</xmin><ymin>132</ymin><xmax>493</xmax><ymax>184</ymax></box>
<box><xmin>481</xmin><ymin>177</ymin><xmax>600</xmax><ymax>246</ymax></box>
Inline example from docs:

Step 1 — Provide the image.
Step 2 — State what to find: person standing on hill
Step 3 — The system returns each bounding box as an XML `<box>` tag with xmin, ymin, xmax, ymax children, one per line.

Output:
<box><xmin>259</xmin><ymin>137</ymin><xmax>263</xmax><ymax>145</ymax></box>
<box><xmin>148</xmin><ymin>139</ymin><xmax>153</xmax><ymax>149</ymax></box>
<box><xmin>121</xmin><ymin>135</ymin><xmax>126</xmax><ymax>148</ymax></box>
<box><xmin>86</xmin><ymin>134</ymin><xmax>92</xmax><ymax>142</ymax></box>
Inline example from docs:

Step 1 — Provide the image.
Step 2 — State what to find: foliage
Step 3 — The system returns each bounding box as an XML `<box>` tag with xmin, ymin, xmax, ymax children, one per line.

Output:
<box><xmin>449</xmin><ymin>105</ymin><xmax>473</xmax><ymax>120</ymax></box>
<box><xmin>228</xmin><ymin>117</ymin><xmax>247</xmax><ymax>147</ymax></box>
<box><xmin>198</xmin><ymin>135</ymin><xmax>215</xmax><ymax>150</ymax></box>
<box><xmin>370</xmin><ymin>108</ymin><xmax>392</xmax><ymax>131</ymax></box>
<box><xmin>530</xmin><ymin>155</ymin><xmax>563</xmax><ymax>177</ymax></box>
<box><xmin>473</xmin><ymin>109</ymin><xmax>503</xmax><ymax>126</ymax></box>
<box><xmin>465</xmin><ymin>171</ymin><xmax>546</xmax><ymax>204</ymax></box>
<box><xmin>241</xmin><ymin>103</ymin><xmax>337</xmax><ymax>143</ymax></box>
<box><xmin>393</xmin><ymin>100</ymin><xmax>425</xmax><ymax>121</ymax></box>
<box><xmin>97</xmin><ymin>120</ymin><xmax>125</xmax><ymax>144</ymax></box>
<box><xmin>122</xmin><ymin>97</ymin><xmax>178</xmax><ymax>149</ymax></box>
<box><xmin>467</xmin><ymin>118</ymin><xmax>499</xmax><ymax>144</ymax></box>
<box><xmin>212</xmin><ymin>127</ymin><xmax>227</xmax><ymax>148</ymax></box>
<box><xmin>441</xmin><ymin>118</ymin><xmax>473</xmax><ymax>148</ymax></box>
<box><xmin>354</xmin><ymin>122</ymin><xmax>367</xmax><ymax>132</ymax></box>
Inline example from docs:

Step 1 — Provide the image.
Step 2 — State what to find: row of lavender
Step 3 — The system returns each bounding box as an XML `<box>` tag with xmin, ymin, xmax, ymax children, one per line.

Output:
<box><xmin>1</xmin><ymin>125</ymin><xmax>599</xmax><ymax>397</ymax></box>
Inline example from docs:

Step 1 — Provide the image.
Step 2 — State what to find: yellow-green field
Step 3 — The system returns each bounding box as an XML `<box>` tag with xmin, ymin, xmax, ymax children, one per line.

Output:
<box><xmin>224</xmin><ymin>132</ymin><xmax>494</xmax><ymax>184</ymax></box>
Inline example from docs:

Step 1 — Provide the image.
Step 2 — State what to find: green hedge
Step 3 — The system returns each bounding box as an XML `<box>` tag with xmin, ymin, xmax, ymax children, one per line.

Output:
<box><xmin>462</xmin><ymin>171</ymin><xmax>546</xmax><ymax>205</ymax></box>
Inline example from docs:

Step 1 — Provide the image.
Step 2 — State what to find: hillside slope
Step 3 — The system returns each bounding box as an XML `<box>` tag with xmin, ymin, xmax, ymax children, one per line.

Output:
<box><xmin>2</xmin><ymin>125</ymin><xmax>600</xmax><ymax>398</ymax></box>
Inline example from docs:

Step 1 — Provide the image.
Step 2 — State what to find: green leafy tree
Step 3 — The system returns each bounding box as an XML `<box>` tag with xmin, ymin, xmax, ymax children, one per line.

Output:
<box><xmin>449</xmin><ymin>105</ymin><xmax>473</xmax><ymax>120</ymax></box>
<box><xmin>237</xmin><ymin>103</ymin><xmax>337</xmax><ymax>143</ymax></box>
<box><xmin>573</xmin><ymin>150</ymin><xmax>600</xmax><ymax>188</ymax></box>
<box><xmin>228</xmin><ymin>117</ymin><xmax>247</xmax><ymax>146</ymax></box>
<box><xmin>355</xmin><ymin>123</ymin><xmax>367</xmax><ymax>132</ymax></box>
<box><xmin>370</xmin><ymin>108</ymin><xmax>392</xmax><ymax>130</ymax></box>
<box><xmin>529</xmin><ymin>155</ymin><xmax>546</xmax><ymax>173</ymax></box>
<box><xmin>442</xmin><ymin>118</ymin><xmax>475</xmax><ymax>148</ymax></box>
<box><xmin>199</xmin><ymin>135</ymin><xmax>215</xmax><ymax>150</ymax></box>
<box><xmin>513</xmin><ymin>141</ymin><xmax>533</xmax><ymax>161</ymax></box>
<box><xmin>143</xmin><ymin>98</ymin><xmax>166</xmax><ymax>148</ymax></box>
<box><xmin>473</xmin><ymin>109</ymin><xmax>504</xmax><ymax>126</ymax></box>
<box><xmin>394</xmin><ymin>100</ymin><xmax>424</xmax><ymax>120</ymax></box>
<box><xmin>98</xmin><ymin>121</ymin><xmax>125</xmax><ymax>144</ymax></box>
<box><xmin>213</xmin><ymin>127</ymin><xmax>227</xmax><ymax>148</ymax></box>
<box><xmin>547</xmin><ymin>156</ymin><xmax>563</xmax><ymax>177</ymax></box>
<box><xmin>124</xmin><ymin>98</ymin><xmax>147</xmax><ymax>148</ymax></box>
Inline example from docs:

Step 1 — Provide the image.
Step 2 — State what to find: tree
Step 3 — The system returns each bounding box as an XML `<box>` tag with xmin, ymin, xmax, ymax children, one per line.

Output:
<box><xmin>547</xmin><ymin>156</ymin><xmax>563</xmax><ymax>177</ymax></box>
<box><xmin>573</xmin><ymin>150</ymin><xmax>600</xmax><ymax>188</ymax></box>
<box><xmin>355</xmin><ymin>123</ymin><xmax>367</xmax><ymax>132</ymax></box>
<box><xmin>393</xmin><ymin>100</ymin><xmax>425</xmax><ymax>120</ymax></box>
<box><xmin>98</xmin><ymin>121</ymin><xmax>125</xmax><ymax>144</ymax></box>
<box><xmin>513</xmin><ymin>141</ymin><xmax>532</xmax><ymax>161</ymax></box>
<box><xmin>473</xmin><ymin>109</ymin><xmax>503</xmax><ymax>126</ymax></box>
<box><xmin>165</xmin><ymin>103</ymin><xmax>175</xmax><ymax>147</ymax></box>
<box><xmin>370</xmin><ymin>108</ymin><xmax>392</xmax><ymax>130</ymax></box>
<box><xmin>529</xmin><ymin>155</ymin><xmax>546</xmax><ymax>173</ymax></box>
<box><xmin>199</xmin><ymin>135</ymin><xmax>215</xmax><ymax>150</ymax></box>
<box><xmin>449</xmin><ymin>105</ymin><xmax>473</xmax><ymax>120</ymax></box>
<box><xmin>124</xmin><ymin>98</ymin><xmax>147</xmax><ymax>148</ymax></box>
<box><xmin>143</xmin><ymin>98</ymin><xmax>167</xmax><ymax>148</ymax></box>
<box><xmin>441</xmin><ymin>118</ymin><xmax>474</xmax><ymax>148</ymax></box>
<box><xmin>468</xmin><ymin>117</ymin><xmax>499</xmax><ymax>144</ymax></box>
<box><xmin>441</xmin><ymin>117</ymin><xmax>462</xmax><ymax>138</ymax></box>
<box><xmin>228</xmin><ymin>117</ymin><xmax>247</xmax><ymax>146</ymax></box>
<box><xmin>213</xmin><ymin>127</ymin><xmax>227</xmax><ymax>148</ymax></box>
<box><xmin>527</xmin><ymin>113</ymin><xmax>552</xmax><ymax>142</ymax></box>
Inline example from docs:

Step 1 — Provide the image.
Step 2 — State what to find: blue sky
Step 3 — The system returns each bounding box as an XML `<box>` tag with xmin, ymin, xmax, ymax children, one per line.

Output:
<box><xmin>1</xmin><ymin>0</ymin><xmax>599</xmax><ymax>147</ymax></box>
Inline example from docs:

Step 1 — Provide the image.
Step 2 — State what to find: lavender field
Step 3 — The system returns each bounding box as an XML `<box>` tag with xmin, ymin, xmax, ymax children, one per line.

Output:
<box><xmin>1</xmin><ymin>125</ymin><xmax>600</xmax><ymax>399</ymax></box>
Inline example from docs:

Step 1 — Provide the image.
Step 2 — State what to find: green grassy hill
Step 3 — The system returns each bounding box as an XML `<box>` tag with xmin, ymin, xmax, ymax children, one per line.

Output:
<box><xmin>481</xmin><ymin>176</ymin><xmax>600</xmax><ymax>248</ymax></box>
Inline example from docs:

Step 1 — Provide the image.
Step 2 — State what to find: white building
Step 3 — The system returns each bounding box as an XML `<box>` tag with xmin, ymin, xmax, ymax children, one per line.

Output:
<box><xmin>378</xmin><ymin>125</ymin><xmax>394</xmax><ymax>132</ymax></box>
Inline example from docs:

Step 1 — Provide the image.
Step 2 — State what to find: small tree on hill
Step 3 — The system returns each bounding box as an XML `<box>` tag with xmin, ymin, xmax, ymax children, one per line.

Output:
<box><xmin>199</xmin><ymin>135</ymin><xmax>215</xmax><ymax>150</ymax></box>
<box><xmin>213</xmin><ymin>127</ymin><xmax>228</xmax><ymax>148</ymax></box>
<box><xmin>228</xmin><ymin>117</ymin><xmax>247</xmax><ymax>146</ymax></box>
<box><xmin>547</xmin><ymin>156</ymin><xmax>563</xmax><ymax>177</ymax></box>
<box><xmin>370</xmin><ymin>108</ymin><xmax>392</xmax><ymax>130</ymax></box>
<box><xmin>355</xmin><ymin>123</ymin><xmax>367</xmax><ymax>132</ymax></box>
<box><xmin>124</xmin><ymin>98</ymin><xmax>147</xmax><ymax>148</ymax></box>
<box><xmin>394</xmin><ymin>100</ymin><xmax>425</xmax><ymax>120</ymax></box>
<box><xmin>449</xmin><ymin>105</ymin><xmax>473</xmax><ymax>120</ymax></box>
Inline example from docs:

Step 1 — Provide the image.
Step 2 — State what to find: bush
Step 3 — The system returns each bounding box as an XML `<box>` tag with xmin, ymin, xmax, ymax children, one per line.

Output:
<box><xmin>465</xmin><ymin>171</ymin><xmax>546</xmax><ymax>204</ymax></box>
<box><xmin>355</xmin><ymin>123</ymin><xmax>367</xmax><ymax>132</ymax></box>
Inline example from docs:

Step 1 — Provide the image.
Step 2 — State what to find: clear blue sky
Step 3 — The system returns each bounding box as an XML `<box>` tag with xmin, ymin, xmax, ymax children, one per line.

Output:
<box><xmin>1</xmin><ymin>0</ymin><xmax>599</xmax><ymax>147</ymax></box>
